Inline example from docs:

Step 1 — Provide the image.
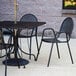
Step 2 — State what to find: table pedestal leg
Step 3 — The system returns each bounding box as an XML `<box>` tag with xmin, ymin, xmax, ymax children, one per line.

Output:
<box><xmin>3</xmin><ymin>31</ymin><xmax>29</xmax><ymax>67</ymax></box>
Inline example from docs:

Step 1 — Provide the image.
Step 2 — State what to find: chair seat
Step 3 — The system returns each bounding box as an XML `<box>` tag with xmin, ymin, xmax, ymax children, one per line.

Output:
<box><xmin>17</xmin><ymin>29</ymin><xmax>36</xmax><ymax>38</ymax></box>
<box><xmin>18</xmin><ymin>33</ymin><xmax>36</xmax><ymax>38</ymax></box>
<box><xmin>42</xmin><ymin>38</ymin><xmax>67</xmax><ymax>43</ymax></box>
<box><xmin>42</xmin><ymin>38</ymin><xmax>60</xmax><ymax>43</ymax></box>
<box><xmin>0</xmin><ymin>44</ymin><xmax>13</xmax><ymax>50</ymax></box>
<box><xmin>2</xmin><ymin>28</ymin><xmax>13</xmax><ymax>35</ymax></box>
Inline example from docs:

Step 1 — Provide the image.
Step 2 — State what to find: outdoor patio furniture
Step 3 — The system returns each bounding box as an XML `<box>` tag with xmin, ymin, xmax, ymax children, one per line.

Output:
<box><xmin>17</xmin><ymin>14</ymin><xmax>38</xmax><ymax>59</ymax></box>
<box><xmin>0</xmin><ymin>21</ymin><xmax>46</xmax><ymax>67</ymax></box>
<box><xmin>36</xmin><ymin>17</ymin><xmax>74</xmax><ymax>67</ymax></box>
<box><xmin>0</xmin><ymin>29</ymin><xmax>13</xmax><ymax>76</ymax></box>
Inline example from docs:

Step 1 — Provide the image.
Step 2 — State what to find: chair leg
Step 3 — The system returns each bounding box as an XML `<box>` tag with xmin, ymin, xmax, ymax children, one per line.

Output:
<box><xmin>56</xmin><ymin>43</ymin><xmax>60</xmax><ymax>59</ymax></box>
<box><xmin>5</xmin><ymin>49</ymin><xmax>7</xmax><ymax>76</ymax></box>
<box><xmin>35</xmin><ymin>35</ymin><xmax>39</xmax><ymax>54</ymax></box>
<box><xmin>35</xmin><ymin>35</ymin><xmax>39</xmax><ymax>61</ymax></box>
<box><xmin>7</xmin><ymin>36</ymin><xmax>13</xmax><ymax>59</ymax></box>
<box><xmin>47</xmin><ymin>43</ymin><xmax>54</xmax><ymax>67</ymax></box>
<box><xmin>67</xmin><ymin>42</ymin><xmax>74</xmax><ymax>64</ymax></box>
<box><xmin>29</xmin><ymin>37</ymin><xmax>32</xmax><ymax>59</ymax></box>
<box><xmin>7</xmin><ymin>46</ymin><xmax>13</xmax><ymax>59</ymax></box>
<box><xmin>36</xmin><ymin>39</ymin><xmax>43</xmax><ymax>61</ymax></box>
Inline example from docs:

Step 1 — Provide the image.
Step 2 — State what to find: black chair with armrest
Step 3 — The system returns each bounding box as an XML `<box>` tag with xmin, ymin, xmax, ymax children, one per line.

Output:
<box><xmin>0</xmin><ymin>28</ymin><xmax>13</xmax><ymax>76</ymax></box>
<box><xmin>36</xmin><ymin>17</ymin><xmax>74</xmax><ymax>66</ymax></box>
<box><xmin>17</xmin><ymin>14</ymin><xmax>38</xmax><ymax>60</ymax></box>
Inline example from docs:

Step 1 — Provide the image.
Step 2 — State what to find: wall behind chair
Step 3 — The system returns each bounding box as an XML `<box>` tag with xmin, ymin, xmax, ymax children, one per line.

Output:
<box><xmin>0</xmin><ymin>0</ymin><xmax>76</xmax><ymax>38</ymax></box>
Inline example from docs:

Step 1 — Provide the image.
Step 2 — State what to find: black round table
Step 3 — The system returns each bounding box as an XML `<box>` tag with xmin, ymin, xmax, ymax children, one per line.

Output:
<box><xmin>0</xmin><ymin>21</ymin><xmax>46</xmax><ymax>66</ymax></box>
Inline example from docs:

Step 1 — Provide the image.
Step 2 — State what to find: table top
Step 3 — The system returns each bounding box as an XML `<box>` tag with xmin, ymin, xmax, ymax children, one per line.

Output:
<box><xmin>0</xmin><ymin>21</ymin><xmax>46</xmax><ymax>29</ymax></box>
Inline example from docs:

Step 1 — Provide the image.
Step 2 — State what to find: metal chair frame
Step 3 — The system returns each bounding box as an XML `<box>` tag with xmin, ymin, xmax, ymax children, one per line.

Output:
<box><xmin>17</xmin><ymin>14</ymin><xmax>38</xmax><ymax>60</ymax></box>
<box><xmin>36</xmin><ymin>17</ymin><xmax>74</xmax><ymax>66</ymax></box>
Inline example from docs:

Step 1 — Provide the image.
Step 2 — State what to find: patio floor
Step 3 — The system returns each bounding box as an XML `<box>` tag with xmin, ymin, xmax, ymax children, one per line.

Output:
<box><xmin>0</xmin><ymin>36</ymin><xmax>76</xmax><ymax>76</ymax></box>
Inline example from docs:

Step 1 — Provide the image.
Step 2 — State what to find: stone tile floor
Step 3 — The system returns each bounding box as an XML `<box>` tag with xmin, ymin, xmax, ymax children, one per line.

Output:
<box><xmin>0</xmin><ymin>37</ymin><xmax>76</xmax><ymax>76</ymax></box>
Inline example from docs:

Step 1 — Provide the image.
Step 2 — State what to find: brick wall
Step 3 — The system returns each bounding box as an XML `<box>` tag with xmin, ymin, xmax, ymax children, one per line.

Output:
<box><xmin>0</xmin><ymin>0</ymin><xmax>76</xmax><ymax>38</ymax></box>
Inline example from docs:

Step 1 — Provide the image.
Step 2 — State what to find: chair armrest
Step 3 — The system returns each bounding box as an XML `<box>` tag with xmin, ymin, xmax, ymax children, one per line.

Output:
<box><xmin>56</xmin><ymin>32</ymin><xmax>70</xmax><ymax>42</ymax></box>
<box><xmin>42</xmin><ymin>28</ymin><xmax>57</xmax><ymax>39</ymax></box>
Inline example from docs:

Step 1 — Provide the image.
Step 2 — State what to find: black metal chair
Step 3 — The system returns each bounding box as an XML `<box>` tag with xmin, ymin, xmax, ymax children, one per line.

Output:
<box><xmin>36</xmin><ymin>17</ymin><xmax>74</xmax><ymax>67</ymax></box>
<box><xmin>17</xmin><ymin>14</ymin><xmax>38</xmax><ymax>60</ymax></box>
<box><xmin>0</xmin><ymin>28</ymin><xmax>13</xmax><ymax>76</ymax></box>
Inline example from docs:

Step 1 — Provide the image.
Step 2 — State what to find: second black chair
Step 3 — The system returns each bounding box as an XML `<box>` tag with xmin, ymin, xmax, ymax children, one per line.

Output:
<box><xmin>17</xmin><ymin>14</ymin><xmax>38</xmax><ymax>60</ymax></box>
<box><xmin>36</xmin><ymin>17</ymin><xmax>74</xmax><ymax>66</ymax></box>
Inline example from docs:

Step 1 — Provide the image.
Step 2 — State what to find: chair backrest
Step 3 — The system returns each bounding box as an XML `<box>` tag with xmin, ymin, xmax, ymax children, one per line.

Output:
<box><xmin>18</xmin><ymin>14</ymin><xmax>38</xmax><ymax>36</ymax></box>
<box><xmin>20</xmin><ymin>14</ymin><xmax>38</xmax><ymax>22</ymax></box>
<box><xmin>20</xmin><ymin>14</ymin><xmax>38</xmax><ymax>30</ymax></box>
<box><xmin>59</xmin><ymin>17</ymin><xmax>74</xmax><ymax>36</ymax></box>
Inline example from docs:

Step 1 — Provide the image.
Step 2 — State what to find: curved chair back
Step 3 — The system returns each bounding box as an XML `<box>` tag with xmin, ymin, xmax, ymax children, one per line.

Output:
<box><xmin>59</xmin><ymin>17</ymin><xmax>73</xmax><ymax>36</ymax></box>
<box><xmin>18</xmin><ymin>14</ymin><xmax>38</xmax><ymax>37</ymax></box>
<box><xmin>20</xmin><ymin>14</ymin><xmax>38</xmax><ymax>22</ymax></box>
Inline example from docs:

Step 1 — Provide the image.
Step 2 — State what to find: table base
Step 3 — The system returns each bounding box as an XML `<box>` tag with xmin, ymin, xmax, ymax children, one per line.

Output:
<box><xmin>3</xmin><ymin>58</ymin><xmax>29</xmax><ymax>66</ymax></box>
